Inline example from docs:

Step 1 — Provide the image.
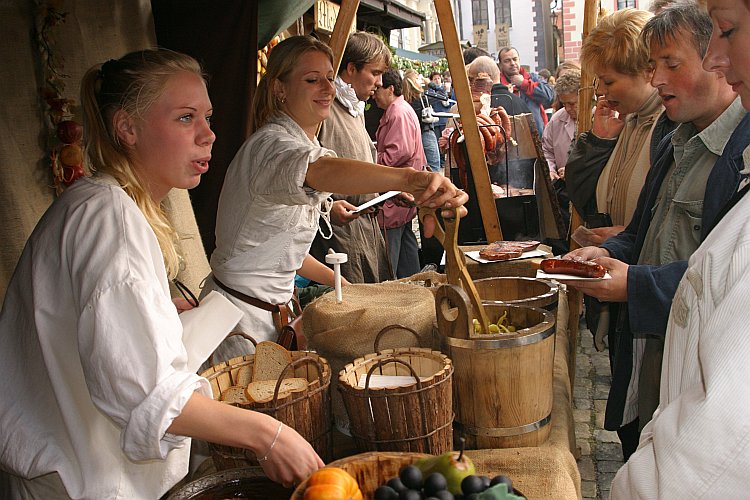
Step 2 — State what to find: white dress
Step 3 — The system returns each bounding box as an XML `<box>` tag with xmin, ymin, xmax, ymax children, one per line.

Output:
<box><xmin>0</xmin><ymin>175</ymin><xmax>211</xmax><ymax>499</ymax></box>
<box><xmin>610</xmin><ymin>148</ymin><xmax>750</xmax><ymax>498</ymax></box>
<box><xmin>203</xmin><ymin>112</ymin><xmax>333</xmax><ymax>358</ymax></box>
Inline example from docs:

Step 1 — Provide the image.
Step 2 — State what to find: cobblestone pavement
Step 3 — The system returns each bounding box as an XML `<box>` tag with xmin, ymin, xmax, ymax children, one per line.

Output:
<box><xmin>573</xmin><ymin>318</ymin><xmax>624</xmax><ymax>500</ymax></box>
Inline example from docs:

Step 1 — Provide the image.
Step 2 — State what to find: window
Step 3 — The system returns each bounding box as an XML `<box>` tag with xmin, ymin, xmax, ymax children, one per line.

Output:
<box><xmin>472</xmin><ymin>0</ymin><xmax>488</xmax><ymax>26</ymax></box>
<box><xmin>617</xmin><ymin>0</ymin><xmax>636</xmax><ymax>8</ymax></box>
<box><xmin>494</xmin><ymin>0</ymin><xmax>512</xmax><ymax>27</ymax></box>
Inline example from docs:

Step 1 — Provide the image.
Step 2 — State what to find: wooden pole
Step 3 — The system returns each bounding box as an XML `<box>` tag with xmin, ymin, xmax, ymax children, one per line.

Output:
<box><xmin>434</xmin><ymin>0</ymin><xmax>502</xmax><ymax>242</ymax></box>
<box><xmin>576</xmin><ymin>0</ymin><xmax>599</xmax><ymax>137</ymax></box>
<box><xmin>569</xmin><ymin>0</ymin><xmax>600</xmax><ymax>251</ymax></box>
<box><xmin>328</xmin><ymin>0</ymin><xmax>359</xmax><ymax>75</ymax></box>
<box><xmin>316</xmin><ymin>0</ymin><xmax>359</xmax><ymax>138</ymax></box>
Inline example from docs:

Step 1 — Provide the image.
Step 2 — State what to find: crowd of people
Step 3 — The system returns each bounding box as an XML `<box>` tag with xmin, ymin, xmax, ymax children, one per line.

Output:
<box><xmin>2</xmin><ymin>0</ymin><xmax>750</xmax><ymax>497</ymax></box>
<box><xmin>561</xmin><ymin>0</ymin><xmax>750</xmax><ymax>496</ymax></box>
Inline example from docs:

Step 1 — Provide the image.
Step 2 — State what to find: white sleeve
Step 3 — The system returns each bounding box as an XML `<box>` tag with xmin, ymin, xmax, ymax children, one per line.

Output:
<box><xmin>610</xmin><ymin>263</ymin><xmax>750</xmax><ymax>498</ymax></box>
<box><xmin>78</xmin><ymin>280</ymin><xmax>211</xmax><ymax>461</ymax></box>
<box><xmin>245</xmin><ymin>130</ymin><xmax>335</xmax><ymax>205</ymax></box>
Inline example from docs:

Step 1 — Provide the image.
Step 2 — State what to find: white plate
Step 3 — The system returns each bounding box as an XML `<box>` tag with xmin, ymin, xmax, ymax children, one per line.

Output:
<box><xmin>536</xmin><ymin>269</ymin><xmax>612</xmax><ymax>281</ymax></box>
<box><xmin>466</xmin><ymin>248</ymin><xmax>550</xmax><ymax>264</ymax></box>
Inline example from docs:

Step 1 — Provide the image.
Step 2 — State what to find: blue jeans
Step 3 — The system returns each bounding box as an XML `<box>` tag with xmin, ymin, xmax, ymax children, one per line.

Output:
<box><xmin>422</xmin><ymin>130</ymin><xmax>441</xmax><ymax>173</ymax></box>
<box><xmin>382</xmin><ymin>222</ymin><xmax>420</xmax><ymax>279</ymax></box>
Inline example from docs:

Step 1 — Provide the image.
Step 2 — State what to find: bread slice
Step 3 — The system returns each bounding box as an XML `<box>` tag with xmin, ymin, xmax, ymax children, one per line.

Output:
<box><xmin>220</xmin><ymin>385</ymin><xmax>251</xmax><ymax>405</ymax></box>
<box><xmin>236</xmin><ymin>364</ymin><xmax>254</xmax><ymax>387</ymax></box>
<box><xmin>252</xmin><ymin>341</ymin><xmax>292</xmax><ymax>382</ymax></box>
<box><xmin>245</xmin><ymin>378</ymin><xmax>308</xmax><ymax>403</ymax></box>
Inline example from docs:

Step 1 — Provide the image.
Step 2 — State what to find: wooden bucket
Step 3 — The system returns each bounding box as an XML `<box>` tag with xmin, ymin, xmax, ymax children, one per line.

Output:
<box><xmin>338</xmin><ymin>325</ymin><xmax>454</xmax><ymax>454</ymax></box>
<box><xmin>436</xmin><ymin>285</ymin><xmax>556</xmax><ymax>449</ymax></box>
<box><xmin>473</xmin><ymin>276</ymin><xmax>559</xmax><ymax>311</ymax></box>
<box><xmin>200</xmin><ymin>335</ymin><xmax>332</xmax><ymax>470</ymax></box>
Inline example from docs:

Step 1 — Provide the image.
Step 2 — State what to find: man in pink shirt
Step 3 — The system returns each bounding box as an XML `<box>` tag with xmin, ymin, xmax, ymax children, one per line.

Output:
<box><xmin>373</xmin><ymin>68</ymin><xmax>427</xmax><ymax>278</ymax></box>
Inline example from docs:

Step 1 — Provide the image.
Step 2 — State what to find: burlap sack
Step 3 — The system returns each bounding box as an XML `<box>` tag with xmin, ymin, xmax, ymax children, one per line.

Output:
<box><xmin>302</xmin><ymin>282</ymin><xmax>437</xmax><ymax>433</ymax></box>
<box><xmin>393</xmin><ymin>270</ymin><xmax>447</xmax><ymax>294</ymax></box>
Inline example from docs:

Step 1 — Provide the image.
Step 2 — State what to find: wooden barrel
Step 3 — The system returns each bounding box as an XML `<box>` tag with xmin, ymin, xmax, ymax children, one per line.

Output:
<box><xmin>436</xmin><ymin>285</ymin><xmax>556</xmax><ymax>449</ymax></box>
<box><xmin>473</xmin><ymin>276</ymin><xmax>559</xmax><ymax>311</ymax></box>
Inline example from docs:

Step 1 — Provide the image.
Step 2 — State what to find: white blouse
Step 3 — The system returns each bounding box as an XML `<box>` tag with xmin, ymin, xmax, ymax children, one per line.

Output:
<box><xmin>205</xmin><ymin>113</ymin><xmax>333</xmax><ymax>348</ymax></box>
<box><xmin>0</xmin><ymin>175</ymin><xmax>211</xmax><ymax>499</ymax></box>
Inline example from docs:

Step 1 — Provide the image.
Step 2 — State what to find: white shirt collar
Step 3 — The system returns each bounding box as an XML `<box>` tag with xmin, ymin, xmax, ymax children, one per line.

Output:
<box><xmin>334</xmin><ymin>76</ymin><xmax>361</xmax><ymax>117</ymax></box>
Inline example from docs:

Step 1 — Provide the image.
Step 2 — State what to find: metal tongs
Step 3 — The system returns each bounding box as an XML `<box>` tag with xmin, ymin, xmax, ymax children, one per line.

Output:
<box><xmin>418</xmin><ymin>207</ymin><xmax>492</xmax><ymax>335</ymax></box>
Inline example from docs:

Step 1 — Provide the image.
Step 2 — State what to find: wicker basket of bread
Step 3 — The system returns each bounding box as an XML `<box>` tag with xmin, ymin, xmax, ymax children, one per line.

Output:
<box><xmin>199</xmin><ymin>333</ymin><xmax>332</xmax><ymax>470</ymax></box>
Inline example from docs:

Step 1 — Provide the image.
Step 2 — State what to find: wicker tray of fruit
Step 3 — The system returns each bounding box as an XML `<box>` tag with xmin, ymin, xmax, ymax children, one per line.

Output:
<box><xmin>292</xmin><ymin>439</ymin><xmax>525</xmax><ymax>499</ymax></box>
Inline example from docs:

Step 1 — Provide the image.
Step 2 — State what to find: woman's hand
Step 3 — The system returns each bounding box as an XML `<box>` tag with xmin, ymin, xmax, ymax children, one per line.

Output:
<box><xmin>408</xmin><ymin>171</ymin><xmax>469</xmax><ymax>213</ymax></box>
<box><xmin>257</xmin><ymin>423</ymin><xmax>325</xmax><ymax>488</ymax></box>
<box><xmin>591</xmin><ymin>97</ymin><xmax>625</xmax><ymax>139</ymax></box>
<box><xmin>170</xmin><ymin>394</ymin><xmax>324</xmax><ymax>489</ymax></box>
<box><xmin>561</xmin><ymin>257</ymin><xmax>629</xmax><ymax>303</ymax></box>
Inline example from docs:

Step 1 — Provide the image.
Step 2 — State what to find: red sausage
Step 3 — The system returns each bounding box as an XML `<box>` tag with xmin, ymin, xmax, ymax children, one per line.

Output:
<box><xmin>540</xmin><ymin>258</ymin><xmax>606</xmax><ymax>278</ymax></box>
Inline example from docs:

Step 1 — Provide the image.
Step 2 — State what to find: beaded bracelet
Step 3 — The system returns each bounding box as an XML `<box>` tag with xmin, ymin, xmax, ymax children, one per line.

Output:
<box><xmin>258</xmin><ymin>422</ymin><xmax>283</xmax><ymax>462</ymax></box>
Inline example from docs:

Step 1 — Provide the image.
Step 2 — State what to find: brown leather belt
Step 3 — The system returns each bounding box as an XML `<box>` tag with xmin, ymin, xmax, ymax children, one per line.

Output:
<box><xmin>212</xmin><ymin>276</ymin><xmax>293</xmax><ymax>334</ymax></box>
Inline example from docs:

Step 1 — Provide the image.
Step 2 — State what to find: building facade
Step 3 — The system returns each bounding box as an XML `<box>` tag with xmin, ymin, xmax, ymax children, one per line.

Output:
<box><xmin>402</xmin><ymin>0</ymin><xmax>657</xmax><ymax>73</ymax></box>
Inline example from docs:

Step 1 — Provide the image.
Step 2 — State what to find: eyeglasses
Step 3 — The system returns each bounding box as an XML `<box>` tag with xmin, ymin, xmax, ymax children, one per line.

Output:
<box><xmin>173</xmin><ymin>278</ymin><xmax>200</xmax><ymax>307</ymax></box>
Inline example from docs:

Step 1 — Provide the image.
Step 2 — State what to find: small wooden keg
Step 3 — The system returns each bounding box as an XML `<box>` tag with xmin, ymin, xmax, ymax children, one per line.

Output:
<box><xmin>436</xmin><ymin>285</ymin><xmax>556</xmax><ymax>449</ymax></box>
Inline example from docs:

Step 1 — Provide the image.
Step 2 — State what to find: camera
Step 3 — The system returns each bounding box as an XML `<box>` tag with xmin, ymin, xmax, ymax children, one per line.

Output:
<box><xmin>421</xmin><ymin>106</ymin><xmax>439</xmax><ymax>124</ymax></box>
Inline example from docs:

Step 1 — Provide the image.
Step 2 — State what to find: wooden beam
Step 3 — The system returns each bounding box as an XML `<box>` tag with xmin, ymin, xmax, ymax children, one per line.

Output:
<box><xmin>569</xmin><ymin>0</ymin><xmax>600</xmax><ymax>251</ymax></box>
<box><xmin>576</xmin><ymin>0</ymin><xmax>599</xmax><ymax>136</ymax></box>
<box><xmin>315</xmin><ymin>0</ymin><xmax>359</xmax><ymax>139</ymax></box>
<box><xmin>328</xmin><ymin>0</ymin><xmax>359</xmax><ymax>75</ymax></box>
<box><xmin>434</xmin><ymin>0</ymin><xmax>502</xmax><ymax>242</ymax></box>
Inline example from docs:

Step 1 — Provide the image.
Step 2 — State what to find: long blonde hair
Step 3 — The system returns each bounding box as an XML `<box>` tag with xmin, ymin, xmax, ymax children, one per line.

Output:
<box><xmin>251</xmin><ymin>36</ymin><xmax>334</xmax><ymax>132</ymax></box>
<box><xmin>401</xmin><ymin>69</ymin><xmax>423</xmax><ymax>104</ymax></box>
<box><xmin>81</xmin><ymin>48</ymin><xmax>206</xmax><ymax>279</ymax></box>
